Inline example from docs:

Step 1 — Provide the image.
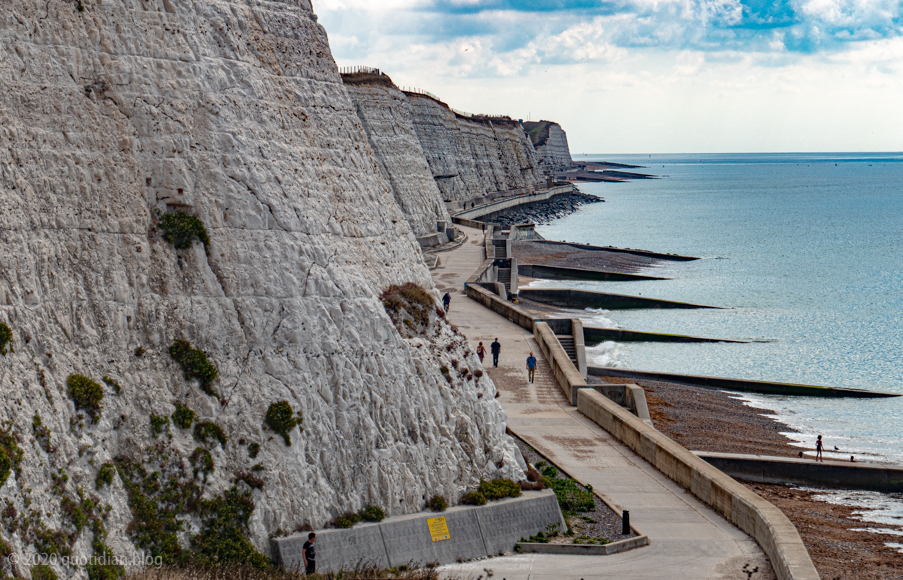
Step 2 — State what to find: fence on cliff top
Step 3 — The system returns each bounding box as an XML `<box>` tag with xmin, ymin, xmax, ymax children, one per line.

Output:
<box><xmin>401</xmin><ymin>86</ymin><xmax>442</xmax><ymax>102</ymax></box>
<box><xmin>339</xmin><ymin>66</ymin><xmax>382</xmax><ymax>75</ymax></box>
<box><xmin>400</xmin><ymin>87</ymin><xmax>512</xmax><ymax>121</ymax></box>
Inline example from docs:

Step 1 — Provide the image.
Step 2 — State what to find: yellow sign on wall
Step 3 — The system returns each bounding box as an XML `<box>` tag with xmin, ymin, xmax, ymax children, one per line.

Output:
<box><xmin>427</xmin><ymin>516</ymin><xmax>450</xmax><ymax>542</ymax></box>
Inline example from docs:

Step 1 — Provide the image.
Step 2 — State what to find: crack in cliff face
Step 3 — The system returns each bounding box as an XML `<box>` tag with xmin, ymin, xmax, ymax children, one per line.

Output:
<box><xmin>225</xmin><ymin>172</ymin><xmax>286</xmax><ymax>232</ymax></box>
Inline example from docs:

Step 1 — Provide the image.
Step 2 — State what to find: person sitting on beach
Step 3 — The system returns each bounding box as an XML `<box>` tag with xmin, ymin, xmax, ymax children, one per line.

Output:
<box><xmin>815</xmin><ymin>435</ymin><xmax>824</xmax><ymax>462</ymax></box>
<box><xmin>850</xmin><ymin>455</ymin><xmax>856</xmax><ymax>462</ymax></box>
<box><xmin>797</xmin><ymin>451</ymin><xmax>804</xmax><ymax>458</ymax></box>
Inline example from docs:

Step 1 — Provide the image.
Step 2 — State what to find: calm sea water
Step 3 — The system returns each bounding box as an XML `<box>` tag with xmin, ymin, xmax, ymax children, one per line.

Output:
<box><xmin>534</xmin><ymin>152</ymin><xmax>903</xmax><ymax>536</ymax></box>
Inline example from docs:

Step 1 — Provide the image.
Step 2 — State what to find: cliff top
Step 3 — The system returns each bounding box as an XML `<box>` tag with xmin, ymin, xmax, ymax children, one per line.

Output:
<box><xmin>341</xmin><ymin>71</ymin><xmax>397</xmax><ymax>88</ymax></box>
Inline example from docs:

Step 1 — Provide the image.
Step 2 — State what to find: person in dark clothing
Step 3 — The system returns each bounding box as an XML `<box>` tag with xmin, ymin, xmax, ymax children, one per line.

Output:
<box><xmin>490</xmin><ymin>338</ymin><xmax>501</xmax><ymax>367</ymax></box>
<box><xmin>302</xmin><ymin>532</ymin><xmax>316</xmax><ymax>574</ymax></box>
<box><xmin>815</xmin><ymin>435</ymin><xmax>824</xmax><ymax>462</ymax></box>
<box><xmin>442</xmin><ymin>292</ymin><xmax>451</xmax><ymax>313</ymax></box>
<box><xmin>526</xmin><ymin>352</ymin><xmax>536</xmax><ymax>383</ymax></box>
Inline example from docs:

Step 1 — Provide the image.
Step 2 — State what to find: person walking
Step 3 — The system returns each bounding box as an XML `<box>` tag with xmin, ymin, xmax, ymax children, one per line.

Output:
<box><xmin>442</xmin><ymin>292</ymin><xmax>451</xmax><ymax>313</ymax></box>
<box><xmin>302</xmin><ymin>532</ymin><xmax>316</xmax><ymax>574</ymax></box>
<box><xmin>526</xmin><ymin>352</ymin><xmax>537</xmax><ymax>383</ymax></box>
<box><xmin>815</xmin><ymin>435</ymin><xmax>824</xmax><ymax>462</ymax></box>
<box><xmin>490</xmin><ymin>338</ymin><xmax>501</xmax><ymax>367</ymax></box>
<box><xmin>476</xmin><ymin>342</ymin><xmax>486</xmax><ymax>364</ymax></box>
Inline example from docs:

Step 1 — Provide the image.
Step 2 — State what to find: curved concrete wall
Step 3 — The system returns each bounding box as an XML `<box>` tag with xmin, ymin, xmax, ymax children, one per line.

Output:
<box><xmin>578</xmin><ymin>391</ymin><xmax>820</xmax><ymax>580</ymax></box>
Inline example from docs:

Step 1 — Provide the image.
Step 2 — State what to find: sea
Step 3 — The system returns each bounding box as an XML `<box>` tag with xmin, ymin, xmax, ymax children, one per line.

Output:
<box><xmin>533</xmin><ymin>152</ymin><xmax>903</xmax><ymax>538</ymax></box>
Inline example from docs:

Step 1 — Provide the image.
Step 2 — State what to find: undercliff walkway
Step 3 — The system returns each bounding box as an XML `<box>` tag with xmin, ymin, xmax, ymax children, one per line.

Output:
<box><xmin>432</xmin><ymin>225</ymin><xmax>776</xmax><ymax>580</ymax></box>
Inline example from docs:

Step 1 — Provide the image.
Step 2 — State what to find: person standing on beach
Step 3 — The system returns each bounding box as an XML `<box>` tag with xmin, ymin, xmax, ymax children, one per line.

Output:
<box><xmin>815</xmin><ymin>435</ymin><xmax>824</xmax><ymax>462</ymax></box>
<box><xmin>442</xmin><ymin>292</ymin><xmax>451</xmax><ymax>313</ymax></box>
<box><xmin>302</xmin><ymin>532</ymin><xmax>316</xmax><ymax>574</ymax></box>
<box><xmin>476</xmin><ymin>342</ymin><xmax>486</xmax><ymax>364</ymax></box>
<box><xmin>490</xmin><ymin>338</ymin><xmax>501</xmax><ymax>367</ymax></box>
<box><xmin>526</xmin><ymin>352</ymin><xmax>536</xmax><ymax>383</ymax></box>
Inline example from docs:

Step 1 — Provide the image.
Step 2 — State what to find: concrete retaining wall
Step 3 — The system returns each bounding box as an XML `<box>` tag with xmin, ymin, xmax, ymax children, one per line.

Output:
<box><xmin>588</xmin><ymin>367</ymin><xmax>897</xmax><ymax>399</ymax></box>
<box><xmin>519</xmin><ymin>288</ymin><xmax>722</xmax><ymax>310</ymax></box>
<box><xmin>271</xmin><ymin>490</ymin><xmax>565</xmax><ymax>572</ymax></box>
<box><xmin>577</xmin><ymin>389</ymin><xmax>820</xmax><ymax>580</ymax></box>
<box><xmin>696</xmin><ymin>452</ymin><xmax>903</xmax><ymax>493</ymax></box>
<box><xmin>591</xmin><ymin>384</ymin><xmax>652</xmax><ymax>427</ymax></box>
<box><xmin>518</xmin><ymin>264</ymin><xmax>668</xmax><ymax>282</ymax></box>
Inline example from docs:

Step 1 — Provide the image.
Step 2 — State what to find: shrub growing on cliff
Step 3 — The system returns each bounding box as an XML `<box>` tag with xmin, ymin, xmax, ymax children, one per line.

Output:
<box><xmin>247</xmin><ymin>442</ymin><xmax>260</xmax><ymax>459</ymax></box>
<box><xmin>193</xmin><ymin>421</ymin><xmax>228</xmax><ymax>447</ymax></box>
<box><xmin>30</xmin><ymin>565</ymin><xmax>58</xmax><ymax>580</ymax></box>
<box><xmin>426</xmin><ymin>495</ymin><xmax>447</xmax><ymax>512</ymax></box>
<box><xmin>381</xmin><ymin>283</ymin><xmax>436</xmax><ymax>333</ymax></box>
<box><xmin>190</xmin><ymin>447</ymin><xmax>215</xmax><ymax>478</ymax></box>
<box><xmin>150</xmin><ymin>415</ymin><xmax>171</xmax><ymax>438</ymax></box>
<box><xmin>0</xmin><ymin>422</ymin><xmax>23</xmax><ymax>488</ymax></box>
<box><xmin>171</xmin><ymin>403</ymin><xmax>196</xmax><ymax>429</ymax></box>
<box><xmin>0</xmin><ymin>322</ymin><xmax>12</xmax><ymax>355</ymax></box>
<box><xmin>358</xmin><ymin>504</ymin><xmax>385</xmax><ymax>522</ymax></box>
<box><xmin>460</xmin><ymin>491</ymin><xmax>487</xmax><ymax>506</ymax></box>
<box><xmin>191</xmin><ymin>486</ymin><xmax>270</xmax><ymax>569</ymax></box>
<box><xmin>160</xmin><ymin>211</ymin><xmax>210</xmax><ymax>251</ymax></box>
<box><xmin>478</xmin><ymin>478</ymin><xmax>521</xmax><ymax>501</ymax></box>
<box><xmin>96</xmin><ymin>463</ymin><xmax>116</xmax><ymax>489</ymax></box>
<box><xmin>264</xmin><ymin>401</ymin><xmax>303</xmax><ymax>446</ymax></box>
<box><xmin>32</xmin><ymin>412</ymin><xmax>54</xmax><ymax>453</ymax></box>
<box><xmin>102</xmin><ymin>376</ymin><xmax>122</xmax><ymax>394</ymax></box>
<box><xmin>169</xmin><ymin>340</ymin><xmax>219</xmax><ymax>397</ymax></box>
<box><xmin>66</xmin><ymin>374</ymin><xmax>104</xmax><ymax>422</ymax></box>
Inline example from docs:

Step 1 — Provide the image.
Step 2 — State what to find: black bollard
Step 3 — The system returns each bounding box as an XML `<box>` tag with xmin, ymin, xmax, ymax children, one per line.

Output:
<box><xmin>622</xmin><ymin>510</ymin><xmax>630</xmax><ymax>535</ymax></box>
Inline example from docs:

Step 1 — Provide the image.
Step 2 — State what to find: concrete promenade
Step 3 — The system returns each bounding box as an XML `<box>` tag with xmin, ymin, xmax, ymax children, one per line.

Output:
<box><xmin>432</xmin><ymin>226</ymin><xmax>776</xmax><ymax>580</ymax></box>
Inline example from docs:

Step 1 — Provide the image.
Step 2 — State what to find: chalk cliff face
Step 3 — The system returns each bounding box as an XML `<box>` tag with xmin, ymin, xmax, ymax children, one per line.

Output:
<box><xmin>343</xmin><ymin>82</ymin><xmax>451</xmax><ymax>237</ymax></box>
<box><xmin>523</xmin><ymin>121</ymin><xmax>573</xmax><ymax>171</ymax></box>
<box><xmin>0</xmin><ymin>0</ymin><xmax>522</xmax><ymax>574</ymax></box>
<box><xmin>407</xmin><ymin>94</ymin><xmax>545</xmax><ymax>202</ymax></box>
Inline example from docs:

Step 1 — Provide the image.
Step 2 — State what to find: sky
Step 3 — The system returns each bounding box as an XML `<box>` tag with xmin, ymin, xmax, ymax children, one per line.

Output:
<box><xmin>315</xmin><ymin>0</ymin><xmax>903</xmax><ymax>153</ymax></box>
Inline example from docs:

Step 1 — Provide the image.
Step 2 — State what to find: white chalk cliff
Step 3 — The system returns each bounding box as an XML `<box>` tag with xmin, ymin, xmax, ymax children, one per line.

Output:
<box><xmin>343</xmin><ymin>79</ymin><xmax>451</xmax><ymax>237</ymax></box>
<box><xmin>523</xmin><ymin>121</ymin><xmax>573</xmax><ymax>171</ymax></box>
<box><xmin>406</xmin><ymin>93</ymin><xmax>545</xmax><ymax>202</ymax></box>
<box><xmin>0</xmin><ymin>0</ymin><xmax>523</xmax><ymax>576</ymax></box>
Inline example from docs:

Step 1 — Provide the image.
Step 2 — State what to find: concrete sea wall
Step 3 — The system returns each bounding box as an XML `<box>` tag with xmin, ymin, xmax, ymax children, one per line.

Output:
<box><xmin>578</xmin><ymin>390</ymin><xmax>820</xmax><ymax>580</ymax></box>
<box><xmin>272</xmin><ymin>490</ymin><xmax>565</xmax><ymax>572</ymax></box>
